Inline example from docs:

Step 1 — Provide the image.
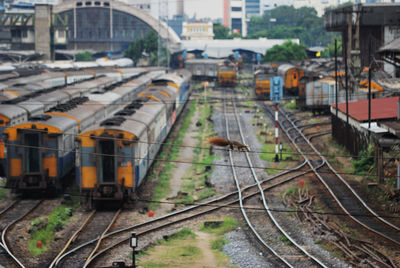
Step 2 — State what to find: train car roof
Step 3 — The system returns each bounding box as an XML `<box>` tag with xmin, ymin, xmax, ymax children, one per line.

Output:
<box><xmin>0</xmin><ymin>83</ymin><xmax>7</xmax><ymax>91</ymax></box>
<box><xmin>277</xmin><ymin>64</ymin><xmax>296</xmax><ymax>74</ymax></box>
<box><xmin>16</xmin><ymin>114</ymin><xmax>77</xmax><ymax>133</ymax></box>
<box><xmin>73</xmin><ymin>62</ymin><xmax>99</xmax><ymax>69</ymax></box>
<box><xmin>0</xmin><ymin>65</ymin><xmax>16</xmax><ymax>72</ymax></box>
<box><xmin>0</xmin><ymin>104</ymin><xmax>27</xmax><ymax>120</ymax></box>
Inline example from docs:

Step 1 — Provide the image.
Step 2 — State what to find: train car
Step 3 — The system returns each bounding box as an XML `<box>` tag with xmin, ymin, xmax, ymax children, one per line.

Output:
<box><xmin>253</xmin><ymin>65</ymin><xmax>274</xmax><ymax>100</ymax></box>
<box><xmin>0</xmin><ymin>67</ymin><xmax>42</xmax><ymax>82</ymax></box>
<box><xmin>277</xmin><ymin>64</ymin><xmax>304</xmax><ymax>96</ymax></box>
<box><xmin>3</xmin><ymin>71</ymin><xmax>162</xmax><ymax>193</ymax></box>
<box><xmin>185</xmin><ymin>59</ymin><xmax>221</xmax><ymax>81</ymax></box>
<box><xmin>218</xmin><ymin>61</ymin><xmax>237</xmax><ymax>86</ymax></box>
<box><xmin>76</xmin><ymin>70</ymin><xmax>191</xmax><ymax>206</ymax></box>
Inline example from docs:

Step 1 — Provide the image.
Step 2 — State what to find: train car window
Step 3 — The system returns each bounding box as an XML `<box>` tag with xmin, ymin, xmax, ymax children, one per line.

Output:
<box><xmin>257</xmin><ymin>74</ymin><xmax>268</xmax><ymax>80</ymax></box>
<box><xmin>24</xmin><ymin>133</ymin><xmax>40</xmax><ymax>173</ymax></box>
<box><xmin>99</xmin><ymin>140</ymin><xmax>115</xmax><ymax>183</ymax></box>
<box><xmin>293</xmin><ymin>73</ymin><xmax>297</xmax><ymax>79</ymax></box>
<box><xmin>220</xmin><ymin>67</ymin><xmax>234</xmax><ymax>71</ymax></box>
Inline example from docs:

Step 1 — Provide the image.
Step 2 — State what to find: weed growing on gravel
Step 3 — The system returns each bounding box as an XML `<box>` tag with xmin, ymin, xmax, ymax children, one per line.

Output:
<box><xmin>137</xmin><ymin>228</ymin><xmax>201</xmax><ymax>267</ymax></box>
<box><xmin>170</xmin><ymin>228</ymin><xmax>196</xmax><ymax>240</ymax></box>
<box><xmin>285</xmin><ymin>99</ymin><xmax>296</xmax><ymax>109</ymax></box>
<box><xmin>211</xmin><ymin>238</ymin><xmax>227</xmax><ymax>250</ymax></box>
<box><xmin>176</xmin><ymin>99</ymin><xmax>216</xmax><ymax>206</ymax></box>
<box><xmin>28</xmin><ymin>205</ymin><xmax>73</xmax><ymax>256</ymax></box>
<box><xmin>201</xmin><ymin>218</ymin><xmax>240</xmax><ymax>234</ymax></box>
<box><xmin>148</xmin><ymin>100</ymin><xmax>197</xmax><ymax>210</ymax></box>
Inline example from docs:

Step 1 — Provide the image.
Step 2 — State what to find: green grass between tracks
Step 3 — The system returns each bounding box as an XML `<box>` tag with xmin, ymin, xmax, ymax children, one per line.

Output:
<box><xmin>148</xmin><ymin>99</ymin><xmax>197</xmax><ymax>210</ymax></box>
<box><xmin>28</xmin><ymin>205</ymin><xmax>76</xmax><ymax>256</ymax></box>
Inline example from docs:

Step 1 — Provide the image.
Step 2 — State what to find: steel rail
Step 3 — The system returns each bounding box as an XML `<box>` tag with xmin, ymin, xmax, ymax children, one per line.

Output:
<box><xmin>0</xmin><ymin>200</ymin><xmax>43</xmax><ymax>268</ymax></box>
<box><xmin>275</xmin><ymin>105</ymin><xmax>400</xmax><ymax>245</ymax></box>
<box><xmin>0</xmin><ymin>200</ymin><xmax>19</xmax><ymax>218</ymax></box>
<box><xmin>224</xmin><ymin>93</ymin><xmax>294</xmax><ymax>267</ymax></box>
<box><xmin>62</xmin><ymin>163</ymin><xmax>310</xmax><ymax>267</ymax></box>
<box><xmin>83</xmin><ymin>209</ymin><xmax>122</xmax><ymax>267</ymax></box>
<box><xmin>49</xmin><ymin>210</ymin><xmax>96</xmax><ymax>268</ymax></box>
<box><xmin>230</xmin><ymin>96</ymin><xmax>328</xmax><ymax>267</ymax></box>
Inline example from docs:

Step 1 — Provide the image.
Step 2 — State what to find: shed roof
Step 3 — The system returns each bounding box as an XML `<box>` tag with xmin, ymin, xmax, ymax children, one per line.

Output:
<box><xmin>181</xmin><ymin>38</ymin><xmax>299</xmax><ymax>58</ymax></box>
<box><xmin>332</xmin><ymin>97</ymin><xmax>399</xmax><ymax>122</ymax></box>
<box><xmin>379</xmin><ymin>37</ymin><xmax>400</xmax><ymax>53</ymax></box>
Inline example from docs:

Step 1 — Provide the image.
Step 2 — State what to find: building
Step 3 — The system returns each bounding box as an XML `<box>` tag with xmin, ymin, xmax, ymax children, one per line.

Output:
<box><xmin>181</xmin><ymin>38</ymin><xmax>299</xmax><ymax>61</ymax></box>
<box><xmin>181</xmin><ymin>21</ymin><xmax>214</xmax><ymax>40</ymax></box>
<box><xmin>0</xmin><ymin>0</ymin><xmax>181</xmax><ymax>59</ymax></box>
<box><xmin>325</xmin><ymin>3</ymin><xmax>400</xmax><ymax>79</ymax></box>
<box><xmin>223</xmin><ymin>0</ymin><xmax>247</xmax><ymax>36</ymax></box>
<box><xmin>223</xmin><ymin>0</ymin><xmax>230</xmax><ymax>27</ymax></box>
<box><xmin>246</xmin><ymin>0</ymin><xmax>261</xmax><ymax>17</ymax></box>
<box><xmin>331</xmin><ymin>97</ymin><xmax>400</xmax><ymax>185</ymax></box>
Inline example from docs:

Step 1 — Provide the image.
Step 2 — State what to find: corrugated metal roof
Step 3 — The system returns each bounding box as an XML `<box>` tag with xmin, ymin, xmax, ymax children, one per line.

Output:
<box><xmin>181</xmin><ymin>38</ymin><xmax>299</xmax><ymax>58</ymax></box>
<box><xmin>379</xmin><ymin>37</ymin><xmax>400</xmax><ymax>53</ymax></box>
<box><xmin>332</xmin><ymin>97</ymin><xmax>400</xmax><ymax>122</ymax></box>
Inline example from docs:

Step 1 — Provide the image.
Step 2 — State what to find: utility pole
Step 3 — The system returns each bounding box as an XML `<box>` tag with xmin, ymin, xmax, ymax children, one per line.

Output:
<box><xmin>335</xmin><ymin>39</ymin><xmax>338</xmax><ymax>118</ymax></box>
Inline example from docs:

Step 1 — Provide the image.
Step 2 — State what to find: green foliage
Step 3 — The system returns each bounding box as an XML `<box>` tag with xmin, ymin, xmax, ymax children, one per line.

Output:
<box><xmin>28</xmin><ymin>205</ymin><xmax>73</xmax><ymax>256</ymax></box>
<box><xmin>124</xmin><ymin>31</ymin><xmax>168</xmax><ymax>66</ymax></box>
<box><xmin>149</xmin><ymin>100</ymin><xmax>197</xmax><ymax>210</ymax></box>
<box><xmin>321</xmin><ymin>39</ymin><xmax>342</xmax><ymax>58</ymax></box>
<box><xmin>75</xmin><ymin>51</ymin><xmax>92</xmax><ymax>61</ymax></box>
<box><xmin>170</xmin><ymin>228</ymin><xmax>196</xmax><ymax>240</ymax></box>
<box><xmin>325</xmin><ymin>1</ymin><xmax>353</xmax><ymax>11</ymax></box>
<box><xmin>211</xmin><ymin>238</ymin><xmax>227</xmax><ymax>251</ymax></box>
<box><xmin>352</xmin><ymin>145</ymin><xmax>374</xmax><ymax>175</ymax></box>
<box><xmin>201</xmin><ymin>218</ymin><xmax>240</xmax><ymax>235</ymax></box>
<box><xmin>285</xmin><ymin>99</ymin><xmax>296</xmax><ymax>109</ymax></box>
<box><xmin>213</xmin><ymin>24</ymin><xmax>230</xmax><ymax>39</ymax></box>
<box><xmin>247</xmin><ymin>5</ymin><xmax>337</xmax><ymax>46</ymax></box>
<box><xmin>213</xmin><ymin>24</ymin><xmax>243</xmax><ymax>39</ymax></box>
<box><xmin>264</xmin><ymin>40</ymin><xmax>307</xmax><ymax>63</ymax></box>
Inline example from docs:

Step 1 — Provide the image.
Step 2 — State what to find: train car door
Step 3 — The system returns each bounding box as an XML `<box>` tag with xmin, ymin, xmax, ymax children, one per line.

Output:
<box><xmin>98</xmin><ymin>139</ymin><xmax>117</xmax><ymax>183</ymax></box>
<box><xmin>23</xmin><ymin>132</ymin><xmax>41</xmax><ymax>174</ymax></box>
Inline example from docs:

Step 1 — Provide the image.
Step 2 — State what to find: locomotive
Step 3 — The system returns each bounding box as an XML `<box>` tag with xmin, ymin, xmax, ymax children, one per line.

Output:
<box><xmin>218</xmin><ymin>61</ymin><xmax>237</xmax><ymax>86</ymax></box>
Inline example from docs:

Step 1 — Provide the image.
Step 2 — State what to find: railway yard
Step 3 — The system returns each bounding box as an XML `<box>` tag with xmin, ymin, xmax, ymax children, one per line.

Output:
<box><xmin>0</xmin><ymin>61</ymin><xmax>398</xmax><ymax>268</ymax></box>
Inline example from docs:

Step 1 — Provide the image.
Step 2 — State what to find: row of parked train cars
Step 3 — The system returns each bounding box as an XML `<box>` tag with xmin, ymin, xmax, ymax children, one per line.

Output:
<box><xmin>185</xmin><ymin>59</ymin><xmax>237</xmax><ymax>86</ymax></box>
<box><xmin>253</xmin><ymin>59</ymin><xmax>395</xmax><ymax>113</ymax></box>
<box><xmin>0</xmin><ymin>65</ymin><xmax>191</xmax><ymax>206</ymax></box>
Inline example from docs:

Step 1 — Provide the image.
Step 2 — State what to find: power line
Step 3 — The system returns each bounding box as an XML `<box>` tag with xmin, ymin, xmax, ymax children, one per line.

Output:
<box><xmin>3</xmin><ymin>142</ymin><xmax>397</xmax><ymax>179</ymax></box>
<box><xmin>4</xmin><ymin>125</ymin><xmax>392</xmax><ymax>162</ymax></box>
<box><xmin>8</xmin><ymin>189</ymin><xmax>399</xmax><ymax>220</ymax></box>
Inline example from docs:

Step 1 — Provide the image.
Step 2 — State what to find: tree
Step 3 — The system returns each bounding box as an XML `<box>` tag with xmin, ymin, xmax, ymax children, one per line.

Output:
<box><xmin>321</xmin><ymin>40</ymin><xmax>342</xmax><ymax>58</ymax></box>
<box><xmin>247</xmin><ymin>5</ymin><xmax>337</xmax><ymax>46</ymax></box>
<box><xmin>213</xmin><ymin>24</ymin><xmax>230</xmax><ymax>39</ymax></box>
<box><xmin>264</xmin><ymin>40</ymin><xmax>307</xmax><ymax>62</ymax></box>
<box><xmin>124</xmin><ymin>31</ymin><xmax>167</xmax><ymax>66</ymax></box>
<box><xmin>75</xmin><ymin>51</ymin><xmax>92</xmax><ymax>61</ymax></box>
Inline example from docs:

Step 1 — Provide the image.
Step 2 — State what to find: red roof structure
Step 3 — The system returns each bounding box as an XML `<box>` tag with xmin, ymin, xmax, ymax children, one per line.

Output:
<box><xmin>332</xmin><ymin>97</ymin><xmax>399</xmax><ymax>122</ymax></box>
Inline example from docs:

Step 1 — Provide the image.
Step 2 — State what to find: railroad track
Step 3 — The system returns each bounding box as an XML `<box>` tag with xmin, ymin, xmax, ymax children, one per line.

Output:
<box><xmin>261</xmin><ymin>102</ymin><xmax>399</xmax><ymax>266</ymax></box>
<box><xmin>72</xmin><ymin>165</ymin><xmax>313</xmax><ymax>267</ymax></box>
<box><xmin>51</xmin><ymin>208</ymin><xmax>122</xmax><ymax>267</ymax></box>
<box><xmin>0</xmin><ymin>199</ymin><xmax>43</xmax><ymax>268</ymax></box>
<box><xmin>223</xmin><ymin>88</ymin><xmax>328</xmax><ymax>267</ymax></box>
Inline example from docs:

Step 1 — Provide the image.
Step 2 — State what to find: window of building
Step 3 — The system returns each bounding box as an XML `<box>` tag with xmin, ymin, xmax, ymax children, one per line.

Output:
<box><xmin>58</xmin><ymin>30</ymin><xmax>65</xmax><ymax>38</ymax></box>
<box><xmin>232</xmin><ymin>7</ymin><xmax>242</xmax><ymax>11</ymax></box>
